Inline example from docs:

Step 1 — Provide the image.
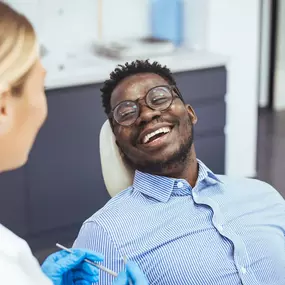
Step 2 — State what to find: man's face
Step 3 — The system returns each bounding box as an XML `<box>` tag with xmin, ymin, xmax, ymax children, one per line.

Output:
<box><xmin>110</xmin><ymin>73</ymin><xmax>197</xmax><ymax>175</ymax></box>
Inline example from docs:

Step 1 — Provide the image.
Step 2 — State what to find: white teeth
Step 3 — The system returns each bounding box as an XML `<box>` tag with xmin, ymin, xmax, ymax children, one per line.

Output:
<box><xmin>142</xmin><ymin>127</ymin><xmax>171</xmax><ymax>144</ymax></box>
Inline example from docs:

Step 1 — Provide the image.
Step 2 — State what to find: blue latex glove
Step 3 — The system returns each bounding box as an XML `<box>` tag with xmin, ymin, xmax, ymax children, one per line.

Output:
<box><xmin>41</xmin><ymin>249</ymin><xmax>104</xmax><ymax>285</ymax></box>
<box><xmin>113</xmin><ymin>261</ymin><xmax>149</xmax><ymax>285</ymax></box>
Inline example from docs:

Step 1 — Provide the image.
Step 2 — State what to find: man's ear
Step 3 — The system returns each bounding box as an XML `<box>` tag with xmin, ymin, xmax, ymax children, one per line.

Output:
<box><xmin>186</xmin><ymin>104</ymin><xmax>198</xmax><ymax>125</ymax></box>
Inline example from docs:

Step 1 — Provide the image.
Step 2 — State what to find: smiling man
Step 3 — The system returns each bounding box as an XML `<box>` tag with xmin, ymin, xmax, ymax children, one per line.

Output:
<box><xmin>108</xmin><ymin>66</ymin><xmax>197</xmax><ymax>184</ymax></box>
<box><xmin>74</xmin><ymin>60</ymin><xmax>285</xmax><ymax>285</ymax></box>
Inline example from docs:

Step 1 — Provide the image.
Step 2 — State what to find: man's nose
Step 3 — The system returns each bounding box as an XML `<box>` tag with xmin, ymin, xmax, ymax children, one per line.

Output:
<box><xmin>135</xmin><ymin>104</ymin><xmax>161</xmax><ymax>126</ymax></box>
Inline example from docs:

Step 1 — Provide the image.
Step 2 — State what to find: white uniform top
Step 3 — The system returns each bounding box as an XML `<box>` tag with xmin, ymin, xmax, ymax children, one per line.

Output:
<box><xmin>0</xmin><ymin>224</ymin><xmax>52</xmax><ymax>285</ymax></box>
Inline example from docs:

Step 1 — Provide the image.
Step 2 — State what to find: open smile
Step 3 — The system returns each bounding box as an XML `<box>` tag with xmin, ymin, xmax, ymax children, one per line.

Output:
<box><xmin>137</xmin><ymin>125</ymin><xmax>174</xmax><ymax>149</ymax></box>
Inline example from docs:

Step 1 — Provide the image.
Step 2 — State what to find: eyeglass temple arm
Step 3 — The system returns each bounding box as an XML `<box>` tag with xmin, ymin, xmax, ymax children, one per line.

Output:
<box><xmin>172</xmin><ymin>85</ymin><xmax>185</xmax><ymax>103</ymax></box>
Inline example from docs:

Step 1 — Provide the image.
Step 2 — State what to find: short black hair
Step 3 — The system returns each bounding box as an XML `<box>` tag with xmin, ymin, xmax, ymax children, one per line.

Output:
<box><xmin>100</xmin><ymin>59</ymin><xmax>177</xmax><ymax>115</ymax></box>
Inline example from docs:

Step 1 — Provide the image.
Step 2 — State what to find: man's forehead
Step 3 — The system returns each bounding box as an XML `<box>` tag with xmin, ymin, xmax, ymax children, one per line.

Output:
<box><xmin>111</xmin><ymin>73</ymin><xmax>168</xmax><ymax>106</ymax></box>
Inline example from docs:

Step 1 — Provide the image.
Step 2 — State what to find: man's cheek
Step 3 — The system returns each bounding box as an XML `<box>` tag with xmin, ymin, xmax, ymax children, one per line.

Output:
<box><xmin>122</xmin><ymin>146</ymin><xmax>146</xmax><ymax>162</ymax></box>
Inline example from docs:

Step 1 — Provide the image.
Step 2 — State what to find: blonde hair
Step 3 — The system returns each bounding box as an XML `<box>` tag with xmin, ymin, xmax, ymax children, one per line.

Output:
<box><xmin>0</xmin><ymin>2</ymin><xmax>39</xmax><ymax>95</ymax></box>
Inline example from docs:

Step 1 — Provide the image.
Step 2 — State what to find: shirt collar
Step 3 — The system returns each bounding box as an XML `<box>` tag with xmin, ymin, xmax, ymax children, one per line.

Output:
<box><xmin>133</xmin><ymin>171</ymin><xmax>175</xmax><ymax>203</ymax></box>
<box><xmin>197</xmin><ymin>159</ymin><xmax>222</xmax><ymax>184</ymax></box>
<box><xmin>133</xmin><ymin>159</ymin><xmax>222</xmax><ymax>203</ymax></box>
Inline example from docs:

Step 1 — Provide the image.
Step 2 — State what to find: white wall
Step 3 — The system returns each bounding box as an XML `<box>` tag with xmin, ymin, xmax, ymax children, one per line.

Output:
<box><xmin>273</xmin><ymin>0</ymin><xmax>285</xmax><ymax>111</ymax></box>
<box><xmin>205</xmin><ymin>0</ymin><xmax>260</xmax><ymax>177</ymax></box>
<box><xmin>6</xmin><ymin>0</ymin><xmax>211</xmax><ymax>54</ymax></box>
<box><xmin>5</xmin><ymin>0</ymin><xmax>150</xmax><ymax>57</ymax></box>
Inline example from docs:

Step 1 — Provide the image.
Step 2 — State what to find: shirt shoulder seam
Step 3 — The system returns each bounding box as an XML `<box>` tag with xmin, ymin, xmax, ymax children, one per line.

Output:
<box><xmin>84</xmin><ymin>220</ymin><xmax>124</xmax><ymax>259</ymax></box>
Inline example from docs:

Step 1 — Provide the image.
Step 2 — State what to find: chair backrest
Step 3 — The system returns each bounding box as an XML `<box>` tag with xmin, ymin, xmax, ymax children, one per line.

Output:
<box><xmin>99</xmin><ymin>120</ymin><xmax>134</xmax><ymax>197</ymax></box>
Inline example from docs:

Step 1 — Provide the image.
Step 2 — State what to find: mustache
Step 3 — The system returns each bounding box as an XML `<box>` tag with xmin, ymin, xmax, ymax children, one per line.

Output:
<box><xmin>131</xmin><ymin>117</ymin><xmax>179</xmax><ymax>145</ymax></box>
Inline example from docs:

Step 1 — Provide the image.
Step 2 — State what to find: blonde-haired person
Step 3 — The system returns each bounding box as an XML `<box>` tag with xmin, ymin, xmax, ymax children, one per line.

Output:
<box><xmin>0</xmin><ymin>3</ymin><xmax>148</xmax><ymax>285</ymax></box>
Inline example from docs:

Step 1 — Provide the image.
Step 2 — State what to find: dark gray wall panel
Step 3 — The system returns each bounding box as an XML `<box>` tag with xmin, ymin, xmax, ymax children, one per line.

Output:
<box><xmin>174</xmin><ymin>66</ymin><xmax>227</xmax><ymax>103</ymax></box>
<box><xmin>193</xmin><ymin>99</ymin><xmax>226</xmax><ymax>135</ymax></box>
<box><xmin>26</xmin><ymin>84</ymin><xmax>110</xmax><ymax>233</ymax></box>
<box><xmin>195</xmin><ymin>134</ymin><xmax>225</xmax><ymax>174</ymax></box>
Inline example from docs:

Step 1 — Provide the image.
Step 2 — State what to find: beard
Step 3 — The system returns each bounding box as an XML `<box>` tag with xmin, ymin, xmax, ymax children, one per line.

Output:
<box><xmin>121</xmin><ymin>116</ymin><xmax>194</xmax><ymax>175</ymax></box>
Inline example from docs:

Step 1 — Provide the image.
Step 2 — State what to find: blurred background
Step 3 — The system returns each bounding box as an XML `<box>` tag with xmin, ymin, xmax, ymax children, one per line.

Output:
<box><xmin>0</xmin><ymin>0</ymin><xmax>284</xmax><ymax>262</ymax></box>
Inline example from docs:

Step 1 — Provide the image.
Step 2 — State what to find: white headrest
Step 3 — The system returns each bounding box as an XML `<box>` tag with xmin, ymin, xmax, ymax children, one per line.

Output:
<box><xmin>99</xmin><ymin>120</ymin><xmax>134</xmax><ymax>197</ymax></box>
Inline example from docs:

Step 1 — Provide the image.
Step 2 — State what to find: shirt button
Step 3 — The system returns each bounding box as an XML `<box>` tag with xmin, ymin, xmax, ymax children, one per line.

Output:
<box><xmin>216</xmin><ymin>224</ymin><xmax>224</xmax><ymax>232</ymax></box>
<box><xmin>177</xmin><ymin>182</ymin><xmax>183</xmax><ymax>188</ymax></box>
<box><xmin>240</xmin><ymin>267</ymin><xmax>247</xmax><ymax>274</ymax></box>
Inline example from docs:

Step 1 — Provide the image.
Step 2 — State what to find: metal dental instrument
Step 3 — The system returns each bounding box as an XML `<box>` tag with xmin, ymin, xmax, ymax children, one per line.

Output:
<box><xmin>56</xmin><ymin>243</ymin><xmax>118</xmax><ymax>277</ymax></box>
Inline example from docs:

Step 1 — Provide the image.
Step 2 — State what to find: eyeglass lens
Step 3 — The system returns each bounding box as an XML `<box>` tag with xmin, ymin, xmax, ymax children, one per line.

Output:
<box><xmin>113</xmin><ymin>86</ymin><xmax>173</xmax><ymax>126</ymax></box>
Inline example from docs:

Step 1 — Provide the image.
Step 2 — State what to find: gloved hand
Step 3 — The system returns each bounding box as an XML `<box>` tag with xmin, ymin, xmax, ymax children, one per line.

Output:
<box><xmin>41</xmin><ymin>249</ymin><xmax>104</xmax><ymax>285</ymax></box>
<box><xmin>113</xmin><ymin>261</ymin><xmax>149</xmax><ymax>285</ymax></box>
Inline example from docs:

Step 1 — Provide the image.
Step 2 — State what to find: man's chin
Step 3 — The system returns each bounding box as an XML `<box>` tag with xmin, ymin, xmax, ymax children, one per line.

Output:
<box><xmin>132</xmin><ymin>153</ymin><xmax>188</xmax><ymax>175</ymax></box>
<box><xmin>122</xmin><ymin>136</ymin><xmax>193</xmax><ymax>174</ymax></box>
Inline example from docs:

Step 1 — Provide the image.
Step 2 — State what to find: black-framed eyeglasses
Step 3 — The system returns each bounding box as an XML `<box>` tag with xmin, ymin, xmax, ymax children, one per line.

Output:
<box><xmin>110</xmin><ymin>85</ymin><xmax>183</xmax><ymax>126</ymax></box>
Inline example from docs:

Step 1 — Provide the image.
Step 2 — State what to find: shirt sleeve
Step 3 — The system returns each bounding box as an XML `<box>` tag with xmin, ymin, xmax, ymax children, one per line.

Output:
<box><xmin>73</xmin><ymin>221</ymin><xmax>124</xmax><ymax>285</ymax></box>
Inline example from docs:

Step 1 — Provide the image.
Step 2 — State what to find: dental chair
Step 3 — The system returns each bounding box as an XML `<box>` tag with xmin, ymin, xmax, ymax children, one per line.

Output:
<box><xmin>99</xmin><ymin>120</ymin><xmax>134</xmax><ymax>197</ymax></box>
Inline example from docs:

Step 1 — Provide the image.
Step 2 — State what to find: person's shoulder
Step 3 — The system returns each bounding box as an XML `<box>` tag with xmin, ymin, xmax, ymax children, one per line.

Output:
<box><xmin>217</xmin><ymin>175</ymin><xmax>282</xmax><ymax>196</ymax></box>
<box><xmin>0</xmin><ymin>225</ymin><xmax>52</xmax><ymax>285</ymax></box>
<box><xmin>0</xmin><ymin>224</ymin><xmax>30</xmax><ymax>258</ymax></box>
<box><xmin>217</xmin><ymin>175</ymin><xmax>271</xmax><ymax>187</ymax></box>
<box><xmin>84</xmin><ymin>186</ymin><xmax>136</xmax><ymax>224</ymax></box>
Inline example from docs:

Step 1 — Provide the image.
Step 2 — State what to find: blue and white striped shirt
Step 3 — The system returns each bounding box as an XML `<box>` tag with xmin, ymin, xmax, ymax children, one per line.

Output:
<box><xmin>74</xmin><ymin>160</ymin><xmax>285</xmax><ymax>284</ymax></box>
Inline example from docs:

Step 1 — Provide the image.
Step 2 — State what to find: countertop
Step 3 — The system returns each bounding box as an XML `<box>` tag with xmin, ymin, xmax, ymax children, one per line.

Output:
<box><xmin>43</xmin><ymin>49</ymin><xmax>229</xmax><ymax>90</ymax></box>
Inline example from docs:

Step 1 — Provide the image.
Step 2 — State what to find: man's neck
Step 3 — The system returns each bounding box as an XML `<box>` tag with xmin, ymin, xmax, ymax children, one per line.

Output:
<box><xmin>153</xmin><ymin>145</ymin><xmax>199</xmax><ymax>187</ymax></box>
<box><xmin>165</xmin><ymin>155</ymin><xmax>198</xmax><ymax>188</ymax></box>
<box><xmin>176</xmin><ymin>157</ymin><xmax>199</xmax><ymax>188</ymax></box>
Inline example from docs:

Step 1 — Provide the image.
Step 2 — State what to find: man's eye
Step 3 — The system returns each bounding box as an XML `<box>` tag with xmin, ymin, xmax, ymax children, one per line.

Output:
<box><xmin>121</xmin><ymin>110</ymin><xmax>136</xmax><ymax>118</ymax></box>
<box><xmin>151</xmin><ymin>96</ymin><xmax>168</xmax><ymax>104</ymax></box>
